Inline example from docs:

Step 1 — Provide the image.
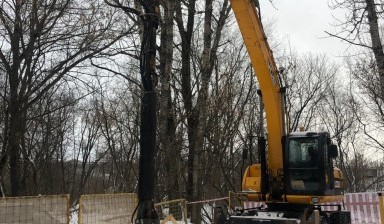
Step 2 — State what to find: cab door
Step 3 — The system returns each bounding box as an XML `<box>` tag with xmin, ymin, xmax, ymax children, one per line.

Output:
<box><xmin>285</xmin><ymin>137</ymin><xmax>323</xmax><ymax>195</ymax></box>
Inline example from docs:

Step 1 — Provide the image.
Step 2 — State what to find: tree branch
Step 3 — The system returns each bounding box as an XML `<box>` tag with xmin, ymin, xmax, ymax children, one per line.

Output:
<box><xmin>104</xmin><ymin>0</ymin><xmax>142</xmax><ymax>17</ymax></box>
<box><xmin>325</xmin><ymin>31</ymin><xmax>371</xmax><ymax>49</ymax></box>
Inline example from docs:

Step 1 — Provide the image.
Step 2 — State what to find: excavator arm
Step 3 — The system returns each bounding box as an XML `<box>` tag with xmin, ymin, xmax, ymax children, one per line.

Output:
<box><xmin>229</xmin><ymin>0</ymin><xmax>286</xmax><ymax>192</ymax></box>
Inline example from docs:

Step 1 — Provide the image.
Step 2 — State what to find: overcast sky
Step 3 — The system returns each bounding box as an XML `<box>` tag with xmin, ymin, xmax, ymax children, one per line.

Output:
<box><xmin>259</xmin><ymin>1</ymin><xmax>384</xmax><ymax>160</ymax></box>
<box><xmin>260</xmin><ymin>0</ymin><xmax>350</xmax><ymax>60</ymax></box>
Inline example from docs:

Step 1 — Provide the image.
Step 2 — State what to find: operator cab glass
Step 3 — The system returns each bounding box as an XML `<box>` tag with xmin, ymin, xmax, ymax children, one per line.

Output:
<box><xmin>287</xmin><ymin>137</ymin><xmax>320</xmax><ymax>192</ymax></box>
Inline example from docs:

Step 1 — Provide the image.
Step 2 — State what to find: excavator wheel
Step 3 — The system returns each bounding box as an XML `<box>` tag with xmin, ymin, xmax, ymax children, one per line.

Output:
<box><xmin>321</xmin><ymin>211</ymin><xmax>351</xmax><ymax>224</ymax></box>
<box><xmin>320</xmin><ymin>217</ymin><xmax>328</xmax><ymax>224</ymax></box>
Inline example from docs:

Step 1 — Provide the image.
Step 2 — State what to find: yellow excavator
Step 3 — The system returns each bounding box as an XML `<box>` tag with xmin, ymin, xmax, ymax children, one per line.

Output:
<box><xmin>224</xmin><ymin>0</ymin><xmax>351</xmax><ymax>223</ymax></box>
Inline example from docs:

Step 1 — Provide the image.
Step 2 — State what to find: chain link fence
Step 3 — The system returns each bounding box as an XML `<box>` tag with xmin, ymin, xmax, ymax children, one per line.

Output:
<box><xmin>155</xmin><ymin>199</ymin><xmax>187</xmax><ymax>223</ymax></box>
<box><xmin>78</xmin><ymin>193</ymin><xmax>137</xmax><ymax>224</ymax></box>
<box><xmin>0</xmin><ymin>194</ymin><xmax>69</xmax><ymax>224</ymax></box>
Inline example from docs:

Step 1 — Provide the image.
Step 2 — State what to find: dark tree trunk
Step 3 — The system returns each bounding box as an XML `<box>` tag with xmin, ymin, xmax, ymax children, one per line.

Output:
<box><xmin>175</xmin><ymin>0</ymin><xmax>197</xmax><ymax>219</ymax></box>
<box><xmin>137</xmin><ymin>0</ymin><xmax>160</xmax><ymax>223</ymax></box>
<box><xmin>366</xmin><ymin>0</ymin><xmax>384</xmax><ymax>100</ymax></box>
<box><xmin>8</xmin><ymin>1</ymin><xmax>23</xmax><ymax>196</ymax></box>
<box><xmin>9</xmin><ymin>107</ymin><xmax>24</xmax><ymax>196</ymax></box>
<box><xmin>158</xmin><ymin>0</ymin><xmax>178</xmax><ymax>202</ymax></box>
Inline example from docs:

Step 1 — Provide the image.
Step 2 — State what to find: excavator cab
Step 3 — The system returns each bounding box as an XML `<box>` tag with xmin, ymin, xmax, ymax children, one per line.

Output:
<box><xmin>241</xmin><ymin>131</ymin><xmax>344</xmax><ymax>205</ymax></box>
<box><xmin>284</xmin><ymin>132</ymin><xmax>344</xmax><ymax>204</ymax></box>
<box><xmin>231</xmin><ymin>132</ymin><xmax>348</xmax><ymax>223</ymax></box>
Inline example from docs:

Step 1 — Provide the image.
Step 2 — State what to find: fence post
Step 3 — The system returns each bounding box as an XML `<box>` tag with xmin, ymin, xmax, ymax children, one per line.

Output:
<box><xmin>378</xmin><ymin>192</ymin><xmax>384</xmax><ymax>224</ymax></box>
<box><xmin>78</xmin><ymin>196</ymin><xmax>83</xmax><ymax>224</ymax></box>
<box><xmin>183</xmin><ymin>199</ymin><xmax>188</xmax><ymax>223</ymax></box>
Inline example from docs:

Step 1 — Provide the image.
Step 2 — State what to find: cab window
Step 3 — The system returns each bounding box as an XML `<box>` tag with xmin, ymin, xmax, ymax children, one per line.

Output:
<box><xmin>288</xmin><ymin>138</ymin><xmax>320</xmax><ymax>191</ymax></box>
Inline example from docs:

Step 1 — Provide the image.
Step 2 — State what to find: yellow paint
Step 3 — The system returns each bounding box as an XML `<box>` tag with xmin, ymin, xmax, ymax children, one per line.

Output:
<box><xmin>285</xmin><ymin>195</ymin><xmax>343</xmax><ymax>204</ymax></box>
<box><xmin>229</xmin><ymin>0</ymin><xmax>283</xmax><ymax>178</ymax></box>
<box><xmin>242</xmin><ymin>164</ymin><xmax>262</xmax><ymax>192</ymax></box>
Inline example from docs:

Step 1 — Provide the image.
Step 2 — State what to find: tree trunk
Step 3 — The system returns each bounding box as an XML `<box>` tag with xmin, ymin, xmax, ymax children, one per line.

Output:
<box><xmin>158</xmin><ymin>0</ymin><xmax>178</xmax><ymax>202</ymax></box>
<box><xmin>8</xmin><ymin>106</ymin><xmax>24</xmax><ymax>196</ymax></box>
<box><xmin>137</xmin><ymin>0</ymin><xmax>160</xmax><ymax>222</ymax></box>
<box><xmin>175</xmin><ymin>0</ymin><xmax>197</xmax><ymax>219</ymax></box>
<box><xmin>8</xmin><ymin>0</ymin><xmax>23</xmax><ymax>196</ymax></box>
<box><xmin>366</xmin><ymin>0</ymin><xmax>384</xmax><ymax>100</ymax></box>
<box><xmin>190</xmin><ymin>0</ymin><xmax>214</xmax><ymax>222</ymax></box>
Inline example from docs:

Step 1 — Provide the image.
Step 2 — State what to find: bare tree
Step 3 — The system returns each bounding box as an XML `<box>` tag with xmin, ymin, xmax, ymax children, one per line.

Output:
<box><xmin>318</xmin><ymin>75</ymin><xmax>363</xmax><ymax>192</ymax></box>
<box><xmin>25</xmin><ymin>87</ymin><xmax>78</xmax><ymax>195</ymax></box>
<box><xmin>280</xmin><ymin>53</ymin><xmax>337</xmax><ymax>132</ymax></box>
<box><xmin>205</xmin><ymin>52</ymin><xmax>258</xmax><ymax>197</ymax></box>
<box><xmin>328</xmin><ymin>0</ymin><xmax>384</xmax><ymax>191</ymax></box>
<box><xmin>328</xmin><ymin>0</ymin><xmax>384</xmax><ymax>99</ymax></box>
<box><xmin>175</xmin><ymin>0</ymin><xmax>231</xmax><ymax>222</ymax></box>
<box><xmin>0</xmin><ymin>0</ymin><xmax>131</xmax><ymax>196</ymax></box>
<box><xmin>104</xmin><ymin>0</ymin><xmax>161</xmax><ymax>222</ymax></box>
<box><xmin>94</xmin><ymin>80</ymin><xmax>141</xmax><ymax>193</ymax></box>
<box><xmin>174</xmin><ymin>1</ymin><xmax>197</xmax><ymax>219</ymax></box>
<box><xmin>157</xmin><ymin>0</ymin><xmax>179</xmax><ymax>203</ymax></box>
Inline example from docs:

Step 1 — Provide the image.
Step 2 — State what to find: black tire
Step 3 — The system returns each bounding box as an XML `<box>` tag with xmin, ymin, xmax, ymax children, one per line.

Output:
<box><xmin>320</xmin><ymin>213</ymin><xmax>329</xmax><ymax>224</ymax></box>
<box><xmin>320</xmin><ymin>217</ymin><xmax>329</xmax><ymax>224</ymax></box>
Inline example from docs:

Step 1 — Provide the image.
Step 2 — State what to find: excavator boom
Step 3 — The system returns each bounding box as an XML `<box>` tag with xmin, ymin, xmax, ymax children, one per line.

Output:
<box><xmin>229</xmin><ymin>0</ymin><xmax>284</xmax><ymax>177</ymax></box>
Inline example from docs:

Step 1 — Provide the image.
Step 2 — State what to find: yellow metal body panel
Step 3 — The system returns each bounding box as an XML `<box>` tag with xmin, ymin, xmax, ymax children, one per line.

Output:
<box><xmin>242</xmin><ymin>165</ymin><xmax>344</xmax><ymax>204</ymax></box>
<box><xmin>229</xmin><ymin>0</ymin><xmax>283</xmax><ymax>177</ymax></box>
<box><xmin>285</xmin><ymin>195</ymin><xmax>343</xmax><ymax>205</ymax></box>
<box><xmin>242</xmin><ymin>164</ymin><xmax>262</xmax><ymax>192</ymax></box>
<box><xmin>242</xmin><ymin>164</ymin><xmax>263</xmax><ymax>201</ymax></box>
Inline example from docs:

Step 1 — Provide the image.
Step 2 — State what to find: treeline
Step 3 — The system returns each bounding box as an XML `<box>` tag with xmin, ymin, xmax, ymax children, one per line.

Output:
<box><xmin>0</xmin><ymin>0</ymin><xmax>383</xmax><ymax>223</ymax></box>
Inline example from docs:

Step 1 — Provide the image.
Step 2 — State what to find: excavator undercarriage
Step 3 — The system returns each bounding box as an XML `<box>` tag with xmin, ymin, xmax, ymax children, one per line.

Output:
<box><xmin>215</xmin><ymin>191</ymin><xmax>350</xmax><ymax>223</ymax></box>
<box><xmin>222</xmin><ymin>199</ymin><xmax>351</xmax><ymax>224</ymax></box>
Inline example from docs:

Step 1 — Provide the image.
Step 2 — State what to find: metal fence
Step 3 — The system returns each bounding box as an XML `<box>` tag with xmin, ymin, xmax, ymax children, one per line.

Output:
<box><xmin>2</xmin><ymin>191</ymin><xmax>383</xmax><ymax>223</ymax></box>
<box><xmin>78</xmin><ymin>193</ymin><xmax>137</xmax><ymax>224</ymax></box>
<box><xmin>0</xmin><ymin>194</ymin><xmax>69</xmax><ymax>224</ymax></box>
<box><xmin>241</xmin><ymin>192</ymin><xmax>384</xmax><ymax>224</ymax></box>
<box><xmin>155</xmin><ymin>199</ymin><xmax>188</xmax><ymax>223</ymax></box>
